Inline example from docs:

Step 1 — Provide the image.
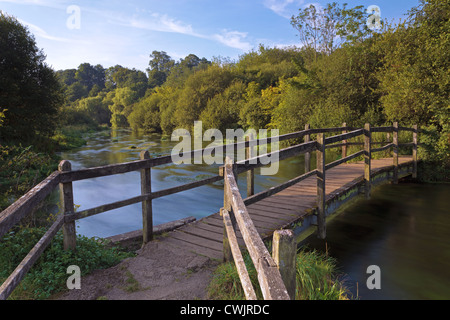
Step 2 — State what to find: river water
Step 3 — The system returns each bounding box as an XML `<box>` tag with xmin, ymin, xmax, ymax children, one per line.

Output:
<box><xmin>59</xmin><ymin>129</ymin><xmax>323</xmax><ymax>238</ymax></box>
<box><xmin>302</xmin><ymin>182</ymin><xmax>450</xmax><ymax>300</ymax></box>
<box><xmin>60</xmin><ymin>129</ymin><xmax>450</xmax><ymax>300</ymax></box>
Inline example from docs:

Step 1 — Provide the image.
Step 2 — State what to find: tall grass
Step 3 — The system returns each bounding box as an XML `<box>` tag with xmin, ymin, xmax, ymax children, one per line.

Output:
<box><xmin>207</xmin><ymin>247</ymin><xmax>351</xmax><ymax>300</ymax></box>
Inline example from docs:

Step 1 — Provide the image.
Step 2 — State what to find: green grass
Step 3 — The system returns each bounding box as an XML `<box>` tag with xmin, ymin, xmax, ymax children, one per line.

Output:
<box><xmin>207</xmin><ymin>247</ymin><xmax>351</xmax><ymax>300</ymax></box>
<box><xmin>0</xmin><ymin>226</ymin><xmax>135</xmax><ymax>300</ymax></box>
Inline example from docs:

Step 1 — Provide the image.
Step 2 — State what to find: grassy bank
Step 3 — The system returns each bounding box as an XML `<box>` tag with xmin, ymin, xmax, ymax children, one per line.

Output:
<box><xmin>207</xmin><ymin>247</ymin><xmax>352</xmax><ymax>300</ymax></box>
<box><xmin>0</xmin><ymin>225</ymin><xmax>134</xmax><ymax>300</ymax></box>
<box><xmin>0</xmin><ymin>124</ymin><xmax>134</xmax><ymax>300</ymax></box>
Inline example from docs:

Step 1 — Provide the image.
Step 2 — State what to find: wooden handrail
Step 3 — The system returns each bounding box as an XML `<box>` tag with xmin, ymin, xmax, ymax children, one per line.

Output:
<box><xmin>222</xmin><ymin>157</ymin><xmax>291</xmax><ymax>300</ymax></box>
<box><xmin>0</xmin><ymin>122</ymin><xmax>419</xmax><ymax>300</ymax></box>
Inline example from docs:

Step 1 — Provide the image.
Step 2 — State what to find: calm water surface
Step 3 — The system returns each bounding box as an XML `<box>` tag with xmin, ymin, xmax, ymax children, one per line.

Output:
<box><xmin>59</xmin><ymin>129</ymin><xmax>325</xmax><ymax>238</ymax></box>
<box><xmin>302</xmin><ymin>182</ymin><xmax>450</xmax><ymax>300</ymax></box>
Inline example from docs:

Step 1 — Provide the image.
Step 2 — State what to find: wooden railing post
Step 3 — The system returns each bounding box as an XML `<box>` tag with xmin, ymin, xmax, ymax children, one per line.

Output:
<box><xmin>58</xmin><ymin>160</ymin><xmax>76</xmax><ymax>251</ymax></box>
<box><xmin>272</xmin><ymin>229</ymin><xmax>296</xmax><ymax>300</ymax></box>
<box><xmin>304</xmin><ymin>124</ymin><xmax>311</xmax><ymax>173</ymax></box>
<box><xmin>220</xmin><ymin>157</ymin><xmax>237</xmax><ymax>262</ymax></box>
<box><xmin>342</xmin><ymin>122</ymin><xmax>347</xmax><ymax>159</ymax></box>
<box><xmin>413</xmin><ymin>124</ymin><xmax>418</xmax><ymax>179</ymax></box>
<box><xmin>364</xmin><ymin>123</ymin><xmax>372</xmax><ymax>199</ymax></box>
<box><xmin>246</xmin><ymin>135</ymin><xmax>255</xmax><ymax>197</ymax></box>
<box><xmin>140</xmin><ymin>150</ymin><xmax>153</xmax><ymax>244</ymax></box>
<box><xmin>316</xmin><ymin>133</ymin><xmax>326</xmax><ymax>239</ymax></box>
<box><xmin>393</xmin><ymin>122</ymin><xmax>399</xmax><ymax>184</ymax></box>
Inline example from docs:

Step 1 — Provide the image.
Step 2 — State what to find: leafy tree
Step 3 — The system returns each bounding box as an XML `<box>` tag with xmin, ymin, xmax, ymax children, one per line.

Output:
<box><xmin>75</xmin><ymin>63</ymin><xmax>105</xmax><ymax>92</ymax></box>
<box><xmin>147</xmin><ymin>50</ymin><xmax>175</xmax><ymax>88</ymax></box>
<box><xmin>0</xmin><ymin>12</ymin><xmax>63</xmax><ymax>145</ymax></box>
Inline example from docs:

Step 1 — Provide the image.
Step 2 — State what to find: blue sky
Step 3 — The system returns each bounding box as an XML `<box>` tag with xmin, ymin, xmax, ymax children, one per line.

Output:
<box><xmin>0</xmin><ymin>0</ymin><xmax>420</xmax><ymax>72</ymax></box>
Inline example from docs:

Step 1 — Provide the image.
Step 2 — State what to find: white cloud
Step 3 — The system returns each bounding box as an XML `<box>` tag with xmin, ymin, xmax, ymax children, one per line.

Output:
<box><xmin>264</xmin><ymin>0</ymin><xmax>305</xmax><ymax>19</ymax></box>
<box><xmin>107</xmin><ymin>10</ymin><xmax>253</xmax><ymax>52</ymax></box>
<box><xmin>213</xmin><ymin>30</ymin><xmax>253</xmax><ymax>51</ymax></box>
<box><xmin>17</xmin><ymin>18</ymin><xmax>71</xmax><ymax>42</ymax></box>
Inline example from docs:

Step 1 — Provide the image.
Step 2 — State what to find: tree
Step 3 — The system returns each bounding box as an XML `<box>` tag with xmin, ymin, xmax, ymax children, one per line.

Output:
<box><xmin>75</xmin><ymin>63</ymin><xmax>105</xmax><ymax>92</ymax></box>
<box><xmin>147</xmin><ymin>50</ymin><xmax>175</xmax><ymax>88</ymax></box>
<box><xmin>291</xmin><ymin>2</ymin><xmax>370</xmax><ymax>59</ymax></box>
<box><xmin>0</xmin><ymin>12</ymin><xmax>63</xmax><ymax>144</ymax></box>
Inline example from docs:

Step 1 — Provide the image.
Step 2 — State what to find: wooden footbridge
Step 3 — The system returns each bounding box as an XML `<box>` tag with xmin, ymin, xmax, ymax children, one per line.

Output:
<box><xmin>0</xmin><ymin>122</ymin><xmax>418</xmax><ymax>300</ymax></box>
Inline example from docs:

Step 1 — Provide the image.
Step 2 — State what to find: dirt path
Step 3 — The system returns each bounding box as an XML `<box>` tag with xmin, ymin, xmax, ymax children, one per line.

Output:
<box><xmin>56</xmin><ymin>238</ymin><xmax>220</xmax><ymax>300</ymax></box>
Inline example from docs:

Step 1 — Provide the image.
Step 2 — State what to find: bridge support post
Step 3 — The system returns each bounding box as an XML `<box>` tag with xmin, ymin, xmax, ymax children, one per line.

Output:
<box><xmin>342</xmin><ymin>122</ymin><xmax>347</xmax><ymax>159</ymax></box>
<box><xmin>272</xmin><ymin>229</ymin><xmax>296</xmax><ymax>300</ymax></box>
<box><xmin>246</xmin><ymin>135</ymin><xmax>255</xmax><ymax>197</ymax></box>
<box><xmin>58</xmin><ymin>160</ymin><xmax>76</xmax><ymax>251</ymax></box>
<box><xmin>316</xmin><ymin>133</ymin><xmax>326</xmax><ymax>239</ymax></box>
<box><xmin>221</xmin><ymin>157</ymin><xmax>237</xmax><ymax>262</ymax></box>
<box><xmin>393</xmin><ymin>122</ymin><xmax>399</xmax><ymax>184</ymax></box>
<box><xmin>413</xmin><ymin>124</ymin><xmax>418</xmax><ymax>179</ymax></box>
<box><xmin>304</xmin><ymin>124</ymin><xmax>311</xmax><ymax>173</ymax></box>
<box><xmin>140</xmin><ymin>151</ymin><xmax>153</xmax><ymax>244</ymax></box>
<box><xmin>364</xmin><ymin>123</ymin><xmax>372</xmax><ymax>199</ymax></box>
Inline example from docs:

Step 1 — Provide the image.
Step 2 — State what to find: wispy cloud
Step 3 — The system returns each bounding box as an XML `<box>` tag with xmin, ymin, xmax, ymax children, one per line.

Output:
<box><xmin>213</xmin><ymin>30</ymin><xmax>253</xmax><ymax>51</ymax></box>
<box><xmin>264</xmin><ymin>0</ymin><xmax>305</xmax><ymax>19</ymax></box>
<box><xmin>107</xmin><ymin>10</ymin><xmax>253</xmax><ymax>52</ymax></box>
<box><xmin>17</xmin><ymin>18</ymin><xmax>71</xmax><ymax>42</ymax></box>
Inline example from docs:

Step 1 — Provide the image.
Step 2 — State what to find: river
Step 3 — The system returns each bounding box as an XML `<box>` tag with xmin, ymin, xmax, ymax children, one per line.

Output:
<box><xmin>301</xmin><ymin>182</ymin><xmax>450</xmax><ymax>300</ymax></box>
<box><xmin>60</xmin><ymin>128</ymin><xmax>450</xmax><ymax>300</ymax></box>
<box><xmin>59</xmin><ymin>128</ymin><xmax>328</xmax><ymax>238</ymax></box>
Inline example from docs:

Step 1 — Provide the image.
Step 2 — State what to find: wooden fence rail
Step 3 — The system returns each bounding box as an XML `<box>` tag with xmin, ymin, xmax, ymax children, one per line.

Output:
<box><xmin>0</xmin><ymin>122</ymin><xmax>418</xmax><ymax>300</ymax></box>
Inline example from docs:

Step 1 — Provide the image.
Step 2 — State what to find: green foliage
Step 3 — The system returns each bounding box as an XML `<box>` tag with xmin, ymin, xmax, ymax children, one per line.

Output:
<box><xmin>0</xmin><ymin>145</ymin><xmax>58</xmax><ymax>211</ymax></box>
<box><xmin>207</xmin><ymin>248</ymin><xmax>350</xmax><ymax>300</ymax></box>
<box><xmin>0</xmin><ymin>12</ymin><xmax>63</xmax><ymax>145</ymax></box>
<box><xmin>0</xmin><ymin>226</ymin><xmax>134</xmax><ymax>299</ymax></box>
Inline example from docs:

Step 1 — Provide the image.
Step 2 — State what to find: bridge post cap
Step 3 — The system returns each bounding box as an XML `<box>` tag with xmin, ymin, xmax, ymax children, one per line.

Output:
<box><xmin>140</xmin><ymin>150</ymin><xmax>150</xmax><ymax>159</ymax></box>
<box><xmin>58</xmin><ymin>160</ymin><xmax>71</xmax><ymax>171</ymax></box>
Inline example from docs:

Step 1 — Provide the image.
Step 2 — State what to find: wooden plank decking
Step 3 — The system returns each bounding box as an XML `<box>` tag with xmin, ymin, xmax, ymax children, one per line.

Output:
<box><xmin>162</xmin><ymin>156</ymin><xmax>413</xmax><ymax>261</ymax></box>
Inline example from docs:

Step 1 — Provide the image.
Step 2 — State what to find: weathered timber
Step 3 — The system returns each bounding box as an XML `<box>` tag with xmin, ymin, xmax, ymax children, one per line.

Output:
<box><xmin>140</xmin><ymin>151</ymin><xmax>152</xmax><ymax>244</ymax></box>
<box><xmin>393</xmin><ymin>122</ymin><xmax>399</xmax><ymax>184</ymax></box>
<box><xmin>304</xmin><ymin>124</ymin><xmax>311</xmax><ymax>173</ymax></box>
<box><xmin>272</xmin><ymin>229</ymin><xmax>296</xmax><ymax>300</ymax></box>
<box><xmin>71</xmin><ymin>194</ymin><xmax>149</xmax><ymax>222</ymax></box>
<box><xmin>235</xmin><ymin>140</ymin><xmax>317</xmax><ymax>173</ymax></box>
<box><xmin>324</xmin><ymin>150</ymin><xmax>365</xmax><ymax>171</ymax></box>
<box><xmin>342</xmin><ymin>123</ymin><xmax>347</xmax><ymax>159</ymax></box>
<box><xmin>364</xmin><ymin>123</ymin><xmax>372</xmax><ymax>199</ymax></box>
<box><xmin>243</xmin><ymin>170</ymin><xmax>317</xmax><ymax>206</ymax></box>
<box><xmin>224</xmin><ymin>161</ymin><xmax>290</xmax><ymax>300</ymax></box>
<box><xmin>324</xmin><ymin>129</ymin><xmax>364</xmax><ymax>145</ymax></box>
<box><xmin>59</xmin><ymin>160</ymin><xmax>76</xmax><ymax>250</ymax></box>
<box><xmin>0</xmin><ymin>215</ymin><xmax>64</xmax><ymax>300</ymax></box>
<box><xmin>246</xmin><ymin>135</ymin><xmax>255</xmax><ymax>197</ymax></box>
<box><xmin>0</xmin><ymin>171</ymin><xmax>60</xmax><ymax>240</ymax></box>
<box><xmin>222</xmin><ymin>208</ymin><xmax>258</xmax><ymax>300</ymax></box>
<box><xmin>371</xmin><ymin>143</ymin><xmax>394</xmax><ymax>153</ymax></box>
<box><xmin>316</xmin><ymin>133</ymin><xmax>326</xmax><ymax>239</ymax></box>
<box><xmin>413</xmin><ymin>125</ymin><xmax>418</xmax><ymax>179</ymax></box>
<box><xmin>221</xmin><ymin>157</ymin><xmax>237</xmax><ymax>262</ymax></box>
<box><xmin>151</xmin><ymin>175</ymin><xmax>223</xmax><ymax>199</ymax></box>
